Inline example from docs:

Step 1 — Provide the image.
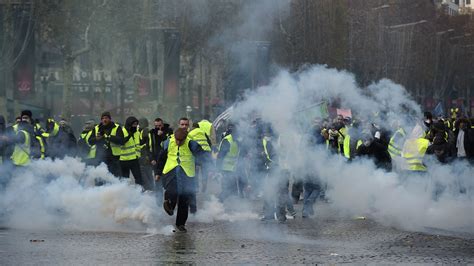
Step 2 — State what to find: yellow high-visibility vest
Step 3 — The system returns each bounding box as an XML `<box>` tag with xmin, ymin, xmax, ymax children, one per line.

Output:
<box><xmin>402</xmin><ymin>138</ymin><xmax>429</xmax><ymax>171</ymax></box>
<box><xmin>188</xmin><ymin>127</ymin><xmax>211</xmax><ymax>152</ymax></box>
<box><xmin>95</xmin><ymin>123</ymin><xmax>121</xmax><ymax>156</ymax></box>
<box><xmin>388</xmin><ymin>128</ymin><xmax>406</xmax><ymax>158</ymax></box>
<box><xmin>81</xmin><ymin>131</ymin><xmax>96</xmax><ymax>159</ymax></box>
<box><xmin>11</xmin><ymin>130</ymin><xmax>31</xmax><ymax>166</ymax></box>
<box><xmin>163</xmin><ymin>136</ymin><xmax>196</xmax><ymax>177</ymax></box>
<box><xmin>120</xmin><ymin>129</ymin><xmax>140</xmax><ymax>161</ymax></box>
<box><xmin>219</xmin><ymin>134</ymin><xmax>239</xmax><ymax>172</ymax></box>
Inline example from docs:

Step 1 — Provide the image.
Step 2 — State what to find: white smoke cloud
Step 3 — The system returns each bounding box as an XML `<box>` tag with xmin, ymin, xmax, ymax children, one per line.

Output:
<box><xmin>0</xmin><ymin>157</ymin><xmax>160</xmax><ymax>232</ymax></box>
<box><xmin>229</xmin><ymin>65</ymin><xmax>473</xmax><ymax>234</ymax></box>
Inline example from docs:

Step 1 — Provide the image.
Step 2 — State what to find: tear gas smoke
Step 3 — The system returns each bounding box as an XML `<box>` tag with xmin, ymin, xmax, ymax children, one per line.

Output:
<box><xmin>228</xmin><ymin>65</ymin><xmax>473</xmax><ymax>234</ymax></box>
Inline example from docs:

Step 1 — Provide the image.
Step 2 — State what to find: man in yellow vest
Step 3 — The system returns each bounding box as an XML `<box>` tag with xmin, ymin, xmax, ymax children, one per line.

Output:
<box><xmin>401</xmin><ymin>124</ymin><xmax>430</xmax><ymax>173</ymax></box>
<box><xmin>19</xmin><ymin>110</ymin><xmax>45</xmax><ymax>159</ymax></box>
<box><xmin>155</xmin><ymin>127</ymin><xmax>205</xmax><ymax>232</ymax></box>
<box><xmin>216</xmin><ymin>123</ymin><xmax>243</xmax><ymax>202</ymax></box>
<box><xmin>120</xmin><ymin>116</ymin><xmax>143</xmax><ymax>188</ymax></box>
<box><xmin>77</xmin><ymin>119</ymin><xmax>96</xmax><ymax>165</ymax></box>
<box><xmin>87</xmin><ymin>112</ymin><xmax>125</xmax><ymax>178</ymax></box>
<box><xmin>4</xmin><ymin>120</ymin><xmax>33</xmax><ymax>167</ymax></box>
<box><xmin>188</xmin><ymin>122</ymin><xmax>213</xmax><ymax>193</ymax></box>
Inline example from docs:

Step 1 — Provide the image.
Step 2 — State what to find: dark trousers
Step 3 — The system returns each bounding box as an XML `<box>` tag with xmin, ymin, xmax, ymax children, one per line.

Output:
<box><xmin>120</xmin><ymin>159</ymin><xmax>143</xmax><ymax>187</ymax></box>
<box><xmin>164</xmin><ymin>172</ymin><xmax>192</xmax><ymax>226</ymax></box>
<box><xmin>105</xmin><ymin>157</ymin><xmax>122</xmax><ymax>177</ymax></box>
<box><xmin>139</xmin><ymin>159</ymin><xmax>155</xmax><ymax>191</ymax></box>
<box><xmin>291</xmin><ymin>179</ymin><xmax>303</xmax><ymax>203</ymax></box>
<box><xmin>219</xmin><ymin>171</ymin><xmax>247</xmax><ymax>201</ymax></box>
<box><xmin>263</xmin><ymin>170</ymin><xmax>291</xmax><ymax>221</ymax></box>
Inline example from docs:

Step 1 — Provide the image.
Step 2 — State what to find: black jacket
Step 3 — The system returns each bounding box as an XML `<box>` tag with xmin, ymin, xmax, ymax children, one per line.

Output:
<box><xmin>88</xmin><ymin>122</ymin><xmax>126</xmax><ymax>161</ymax></box>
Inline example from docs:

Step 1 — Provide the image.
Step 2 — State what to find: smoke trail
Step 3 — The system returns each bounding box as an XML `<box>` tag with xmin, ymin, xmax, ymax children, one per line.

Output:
<box><xmin>0</xmin><ymin>157</ymin><xmax>161</xmax><ymax>232</ymax></box>
<box><xmin>229</xmin><ymin>65</ymin><xmax>473</xmax><ymax>234</ymax></box>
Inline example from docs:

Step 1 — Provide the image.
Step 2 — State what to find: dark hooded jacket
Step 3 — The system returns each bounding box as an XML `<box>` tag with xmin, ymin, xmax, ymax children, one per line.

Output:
<box><xmin>46</xmin><ymin>120</ymin><xmax>77</xmax><ymax>159</ymax></box>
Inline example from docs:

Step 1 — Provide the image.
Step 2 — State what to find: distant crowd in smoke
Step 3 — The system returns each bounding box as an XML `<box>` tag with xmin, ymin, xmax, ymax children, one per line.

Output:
<box><xmin>0</xmin><ymin>65</ymin><xmax>473</xmax><ymax>235</ymax></box>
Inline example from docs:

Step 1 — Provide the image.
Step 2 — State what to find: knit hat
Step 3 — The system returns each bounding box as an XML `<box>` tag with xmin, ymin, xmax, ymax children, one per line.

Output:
<box><xmin>101</xmin><ymin>111</ymin><xmax>111</xmax><ymax>119</ymax></box>
<box><xmin>21</xmin><ymin>110</ymin><xmax>33</xmax><ymax>118</ymax></box>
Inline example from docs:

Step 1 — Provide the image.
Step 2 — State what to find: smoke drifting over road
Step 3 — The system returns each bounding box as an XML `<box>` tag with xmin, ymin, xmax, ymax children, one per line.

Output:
<box><xmin>230</xmin><ymin>65</ymin><xmax>473</xmax><ymax>234</ymax></box>
<box><xmin>1</xmin><ymin>65</ymin><xmax>472</xmax><ymax>237</ymax></box>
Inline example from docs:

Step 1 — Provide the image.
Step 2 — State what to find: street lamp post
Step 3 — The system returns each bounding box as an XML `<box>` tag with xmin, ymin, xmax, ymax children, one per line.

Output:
<box><xmin>117</xmin><ymin>65</ymin><xmax>125</xmax><ymax>123</ymax></box>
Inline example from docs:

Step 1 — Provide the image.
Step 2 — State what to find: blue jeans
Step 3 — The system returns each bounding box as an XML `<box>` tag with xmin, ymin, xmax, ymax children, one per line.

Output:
<box><xmin>302</xmin><ymin>181</ymin><xmax>321</xmax><ymax>217</ymax></box>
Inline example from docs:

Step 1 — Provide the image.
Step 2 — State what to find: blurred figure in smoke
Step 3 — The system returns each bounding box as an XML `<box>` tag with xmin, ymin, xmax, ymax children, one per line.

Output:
<box><xmin>88</xmin><ymin>112</ymin><xmax>126</xmax><ymax>178</ymax></box>
<box><xmin>156</xmin><ymin>128</ymin><xmax>205</xmax><ymax>232</ymax></box>
<box><xmin>77</xmin><ymin>119</ymin><xmax>97</xmax><ymax>165</ymax></box>
<box><xmin>217</xmin><ymin>123</ymin><xmax>244</xmax><ymax>201</ymax></box>
<box><xmin>260</xmin><ymin>125</ymin><xmax>295</xmax><ymax>222</ymax></box>
<box><xmin>242</xmin><ymin>118</ymin><xmax>267</xmax><ymax>199</ymax></box>
<box><xmin>423</xmin><ymin>111</ymin><xmax>434</xmax><ymax>137</ymax></box>
<box><xmin>302</xmin><ymin>121</ymin><xmax>323</xmax><ymax>219</ymax></box>
<box><xmin>454</xmin><ymin>118</ymin><xmax>474</xmax><ymax>163</ymax></box>
<box><xmin>138</xmin><ymin>117</ymin><xmax>155</xmax><ymax>191</ymax></box>
<box><xmin>356</xmin><ymin>126</ymin><xmax>392</xmax><ymax>172</ymax></box>
<box><xmin>43</xmin><ymin>118</ymin><xmax>77</xmax><ymax>159</ymax></box>
<box><xmin>388</xmin><ymin>120</ymin><xmax>407</xmax><ymax>171</ymax></box>
<box><xmin>119</xmin><ymin>116</ymin><xmax>143</xmax><ymax>188</ymax></box>
<box><xmin>401</xmin><ymin>124</ymin><xmax>430</xmax><ymax>173</ymax></box>
<box><xmin>426</xmin><ymin>121</ymin><xmax>453</xmax><ymax>164</ymax></box>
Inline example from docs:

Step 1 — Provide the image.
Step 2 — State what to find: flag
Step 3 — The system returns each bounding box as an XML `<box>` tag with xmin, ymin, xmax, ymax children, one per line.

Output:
<box><xmin>212</xmin><ymin>106</ymin><xmax>233</xmax><ymax>132</ymax></box>
<box><xmin>432</xmin><ymin>102</ymin><xmax>444</xmax><ymax>117</ymax></box>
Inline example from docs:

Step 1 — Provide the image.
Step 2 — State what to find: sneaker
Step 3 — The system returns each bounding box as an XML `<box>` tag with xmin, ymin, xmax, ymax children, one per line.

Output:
<box><xmin>176</xmin><ymin>225</ymin><xmax>187</xmax><ymax>232</ymax></box>
<box><xmin>163</xmin><ymin>200</ymin><xmax>173</xmax><ymax>216</ymax></box>
<box><xmin>260</xmin><ymin>216</ymin><xmax>273</xmax><ymax>221</ymax></box>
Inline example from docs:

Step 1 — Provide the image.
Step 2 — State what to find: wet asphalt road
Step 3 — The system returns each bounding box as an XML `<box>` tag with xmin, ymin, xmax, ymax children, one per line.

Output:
<box><xmin>1</xmin><ymin>201</ymin><xmax>473</xmax><ymax>265</ymax></box>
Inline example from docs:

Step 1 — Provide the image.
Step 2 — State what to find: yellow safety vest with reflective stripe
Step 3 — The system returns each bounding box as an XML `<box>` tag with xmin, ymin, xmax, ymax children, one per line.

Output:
<box><xmin>36</xmin><ymin>136</ymin><xmax>45</xmax><ymax>159</ymax></box>
<box><xmin>95</xmin><ymin>123</ymin><xmax>121</xmax><ymax>156</ymax></box>
<box><xmin>388</xmin><ymin>128</ymin><xmax>406</xmax><ymax>159</ymax></box>
<box><xmin>343</xmin><ymin>135</ymin><xmax>363</xmax><ymax>159</ymax></box>
<box><xmin>219</xmin><ymin>134</ymin><xmax>239</xmax><ymax>172</ymax></box>
<box><xmin>163</xmin><ymin>136</ymin><xmax>196</xmax><ymax>177</ymax></box>
<box><xmin>13</xmin><ymin>123</ymin><xmax>45</xmax><ymax>159</ymax></box>
<box><xmin>188</xmin><ymin>127</ymin><xmax>211</xmax><ymax>152</ymax></box>
<box><xmin>134</xmin><ymin>130</ymin><xmax>142</xmax><ymax>158</ymax></box>
<box><xmin>402</xmin><ymin>138</ymin><xmax>429</xmax><ymax>171</ymax></box>
<box><xmin>11</xmin><ymin>130</ymin><xmax>31</xmax><ymax>166</ymax></box>
<box><xmin>81</xmin><ymin>131</ymin><xmax>96</xmax><ymax>159</ymax></box>
<box><xmin>198</xmin><ymin>120</ymin><xmax>212</xmax><ymax>138</ymax></box>
<box><xmin>41</xmin><ymin>119</ymin><xmax>59</xmax><ymax>138</ymax></box>
<box><xmin>120</xmin><ymin>129</ymin><xmax>140</xmax><ymax>161</ymax></box>
<box><xmin>262</xmin><ymin>137</ymin><xmax>272</xmax><ymax>162</ymax></box>
<box><xmin>326</xmin><ymin>131</ymin><xmax>344</xmax><ymax>154</ymax></box>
